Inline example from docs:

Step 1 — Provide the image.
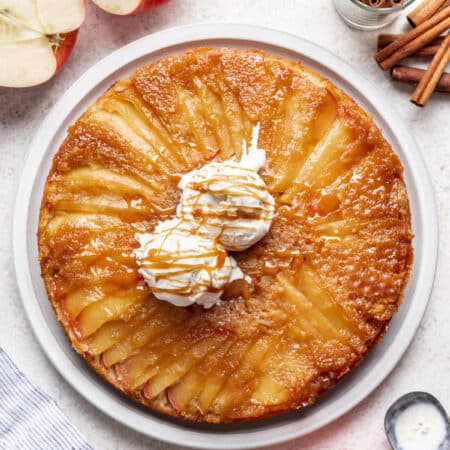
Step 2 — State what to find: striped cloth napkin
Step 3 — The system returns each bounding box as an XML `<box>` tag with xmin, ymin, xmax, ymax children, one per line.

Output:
<box><xmin>0</xmin><ymin>348</ymin><xmax>93</xmax><ymax>450</ymax></box>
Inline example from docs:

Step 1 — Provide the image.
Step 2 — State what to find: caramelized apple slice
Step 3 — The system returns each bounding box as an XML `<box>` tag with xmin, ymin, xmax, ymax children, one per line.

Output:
<box><xmin>104</xmin><ymin>100</ymin><xmax>177</xmax><ymax>167</ymax></box>
<box><xmin>99</xmin><ymin>99</ymin><xmax>185</xmax><ymax>176</ymax></box>
<box><xmin>115</xmin><ymin>317</ymin><xmax>203</xmax><ymax>390</ymax></box>
<box><xmin>86</xmin><ymin>320</ymin><xmax>132</xmax><ymax>355</ymax></box>
<box><xmin>66</xmin><ymin>264</ymin><xmax>139</xmax><ymax>292</ymax></box>
<box><xmin>52</xmin><ymin>192</ymin><xmax>153</xmax><ymax>221</ymax></box>
<box><xmin>215</xmin><ymin>79</ymin><xmax>251</xmax><ymax>161</ymax></box>
<box><xmin>102</xmin><ymin>305</ymin><xmax>183</xmax><ymax>367</ymax></box>
<box><xmin>60</xmin><ymin>166</ymin><xmax>161</xmax><ymax>199</ymax></box>
<box><xmin>62</xmin><ymin>286</ymin><xmax>105</xmax><ymax>322</ymax></box>
<box><xmin>251</xmin><ymin>374</ymin><xmax>290</xmax><ymax>406</ymax></box>
<box><xmin>132</xmin><ymin>325</ymin><xmax>219</xmax><ymax>391</ymax></box>
<box><xmin>115</xmin><ymin>90</ymin><xmax>196</xmax><ymax>169</ymax></box>
<box><xmin>166</xmin><ymin>338</ymin><xmax>236</xmax><ymax>414</ymax></box>
<box><xmin>277</xmin><ymin>275</ymin><xmax>330</xmax><ymax>340</ymax></box>
<box><xmin>74</xmin><ymin>289</ymin><xmax>147</xmax><ymax>339</ymax></box>
<box><xmin>251</xmin><ymin>342</ymin><xmax>314</xmax><ymax>406</ymax></box>
<box><xmin>269</xmin><ymin>88</ymin><xmax>338</xmax><ymax>192</ymax></box>
<box><xmin>210</xmin><ymin>335</ymin><xmax>278</xmax><ymax>414</ymax></box>
<box><xmin>143</xmin><ymin>333</ymin><xmax>228</xmax><ymax>400</ymax></box>
<box><xmin>86</xmin><ymin>304</ymin><xmax>156</xmax><ymax>356</ymax></box>
<box><xmin>192</xmin><ymin>77</ymin><xmax>234</xmax><ymax>159</ymax></box>
<box><xmin>177</xmin><ymin>88</ymin><xmax>219</xmax><ymax>157</ymax></box>
<box><xmin>297</xmin><ymin>265</ymin><xmax>363</xmax><ymax>339</ymax></box>
<box><xmin>197</xmin><ymin>340</ymin><xmax>253</xmax><ymax>414</ymax></box>
<box><xmin>282</xmin><ymin>110</ymin><xmax>370</xmax><ymax>203</ymax></box>
<box><xmin>45</xmin><ymin>212</ymin><xmax>124</xmax><ymax>237</ymax></box>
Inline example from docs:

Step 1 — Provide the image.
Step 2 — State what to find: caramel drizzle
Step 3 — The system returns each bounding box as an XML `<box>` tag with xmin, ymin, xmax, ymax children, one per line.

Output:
<box><xmin>136</xmin><ymin>124</ymin><xmax>274</xmax><ymax>298</ymax></box>
<box><xmin>180</xmin><ymin>163</ymin><xmax>274</xmax><ymax>233</ymax></box>
<box><xmin>139</xmin><ymin>223</ymin><xmax>229</xmax><ymax>295</ymax></box>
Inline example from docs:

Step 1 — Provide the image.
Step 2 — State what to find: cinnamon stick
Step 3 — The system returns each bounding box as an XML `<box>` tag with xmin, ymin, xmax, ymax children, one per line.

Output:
<box><xmin>370</xmin><ymin>0</ymin><xmax>386</xmax><ymax>6</ymax></box>
<box><xmin>377</xmin><ymin>34</ymin><xmax>445</xmax><ymax>56</ymax></box>
<box><xmin>360</xmin><ymin>0</ymin><xmax>404</xmax><ymax>6</ymax></box>
<box><xmin>411</xmin><ymin>33</ymin><xmax>450</xmax><ymax>105</ymax></box>
<box><xmin>407</xmin><ymin>0</ymin><xmax>447</xmax><ymax>27</ymax></box>
<box><xmin>391</xmin><ymin>65</ymin><xmax>450</xmax><ymax>92</ymax></box>
<box><xmin>374</xmin><ymin>5</ymin><xmax>450</xmax><ymax>70</ymax></box>
<box><xmin>361</xmin><ymin>0</ymin><xmax>386</xmax><ymax>7</ymax></box>
<box><xmin>437</xmin><ymin>0</ymin><xmax>450</xmax><ymax>12</ymax></box>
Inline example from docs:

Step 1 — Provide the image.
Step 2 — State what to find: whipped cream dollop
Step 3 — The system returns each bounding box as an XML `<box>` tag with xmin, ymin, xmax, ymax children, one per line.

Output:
<box><xmin>134</xmin><ymin>124</ymin><xmax>274</xmax><ymax>308</ymax></box>
<box><xmin>177</xmin><ymin>124</ymin><xmax>275</xmax><ymax>251</ymax></box>
<box><xmin>134</xmin><ymin>219</ymin><xmax>243</xmax><ymax>308</ymax></box>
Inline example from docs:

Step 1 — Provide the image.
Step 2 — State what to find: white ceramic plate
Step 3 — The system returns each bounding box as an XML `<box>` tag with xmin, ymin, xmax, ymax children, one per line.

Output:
<box><xmin>13</xmin><ymin>24</ymin><xmax>438</xmax><ymax>449</ymax></box>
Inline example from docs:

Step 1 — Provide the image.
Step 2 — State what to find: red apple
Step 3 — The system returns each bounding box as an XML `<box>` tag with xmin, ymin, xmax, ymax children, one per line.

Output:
<box><xmin>0</xmin><ymin>0</ymin><xmax>85</xmax><ymax>88</ymax></box>
<box><xmin>91</xmin><ymin>0</ymin><xmax>168</xmax><ymax>16</ymax></box>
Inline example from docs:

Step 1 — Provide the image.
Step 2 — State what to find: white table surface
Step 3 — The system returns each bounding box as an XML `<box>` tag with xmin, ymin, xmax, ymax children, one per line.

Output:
<box><xmin>1</xmin><ymin>1</ymin><xmax>449</xmax><ymax>449</ymax></box>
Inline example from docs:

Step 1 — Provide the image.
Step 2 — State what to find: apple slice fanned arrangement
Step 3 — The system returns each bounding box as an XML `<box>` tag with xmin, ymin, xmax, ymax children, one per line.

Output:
<box><xmin>0</xmin><ymin>0</ymin><xmax>85</xmax><ymax>87</ymax></box>
<box><xmin>38</xmin><ymin>48</ymin><xmax>413</xmax><ymax>423</ymax></box>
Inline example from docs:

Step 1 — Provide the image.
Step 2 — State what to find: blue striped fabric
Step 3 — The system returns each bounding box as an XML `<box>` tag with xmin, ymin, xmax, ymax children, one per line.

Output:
<box><xmin>0</xmin><ymin>348</ymin><xmax>93</xmax><ymax>450</ymax></box>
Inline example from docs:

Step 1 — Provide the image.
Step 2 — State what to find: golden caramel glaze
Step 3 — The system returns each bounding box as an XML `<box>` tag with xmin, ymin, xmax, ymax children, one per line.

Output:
<box><xmin>38</xmin><ymin>47</ymin><xmax>413</xmax><ymax>423</ymax></box>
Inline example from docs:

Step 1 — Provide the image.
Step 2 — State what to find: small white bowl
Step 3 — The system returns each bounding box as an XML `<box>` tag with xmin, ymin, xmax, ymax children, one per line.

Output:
<box><xmin>13</xmin><ymin>24</ymin><xmax>438</xmax><ymax>450</ymax></box>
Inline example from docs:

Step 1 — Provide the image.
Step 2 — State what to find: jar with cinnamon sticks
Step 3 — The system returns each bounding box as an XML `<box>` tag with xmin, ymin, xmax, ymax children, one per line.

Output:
<box><xmin>334</xmin><ymin>0</ymin><xmax>417</xmax><ymax>30</ymax></box>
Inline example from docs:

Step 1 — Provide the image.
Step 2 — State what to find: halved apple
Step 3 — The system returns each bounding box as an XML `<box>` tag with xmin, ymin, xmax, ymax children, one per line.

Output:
<box><xmin>91</xmin><ymin>0</ymin><xmax>167</xmax><ymax>16</ymax></box>
<box><xmin>0</xmin><ymin>0</ymin><xmax>85</xmax><ymax>88</ymax></box>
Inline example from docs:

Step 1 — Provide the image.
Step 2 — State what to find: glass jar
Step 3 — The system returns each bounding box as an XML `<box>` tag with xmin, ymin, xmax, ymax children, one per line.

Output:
<box><xmin>333</xmin><ymin>0</ymin><xmax>417</xmax><ymax>30</ymax></box>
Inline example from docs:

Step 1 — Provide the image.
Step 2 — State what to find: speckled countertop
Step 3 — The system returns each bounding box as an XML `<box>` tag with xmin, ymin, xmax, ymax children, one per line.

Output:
<box><xmin>1</xmin><ymin>1</ymin><xmax>449</xmax><ymax>449</ymax></box>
